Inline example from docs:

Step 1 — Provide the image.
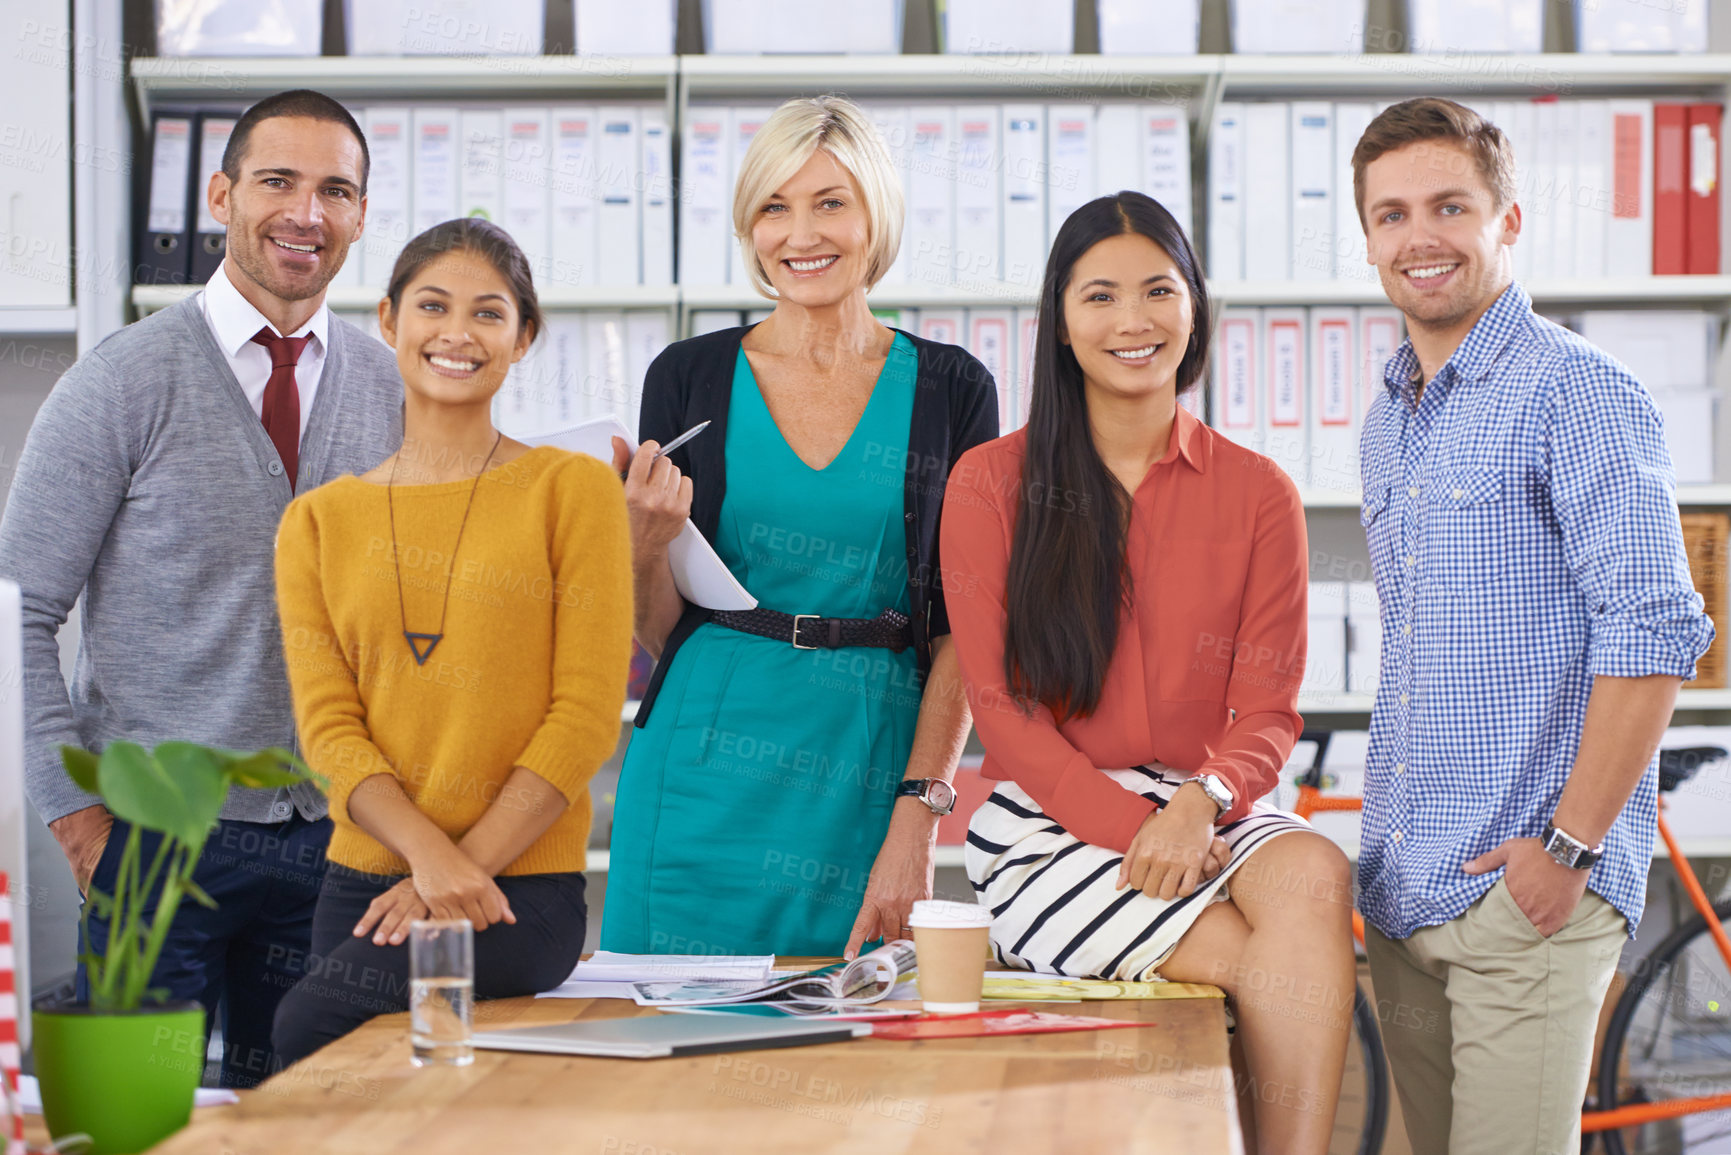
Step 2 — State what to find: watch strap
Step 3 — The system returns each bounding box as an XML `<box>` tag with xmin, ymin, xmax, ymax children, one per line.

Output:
<box><xmin>895</xmin><ymin>778</ymin><xmax>954</xmax><ymax>816</ymax></box>
<box><xmin>1193</xmin><ymin>774</ymin><xmax>1232</xmax><ymax>817</ymax></box>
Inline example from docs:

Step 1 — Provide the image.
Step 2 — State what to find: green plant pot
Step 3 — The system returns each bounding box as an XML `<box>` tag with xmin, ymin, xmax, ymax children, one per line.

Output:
<box><xmin>32</xmin><ymin>1000</ymin><xmax>205</xmax><ymax>1155</ymax></box>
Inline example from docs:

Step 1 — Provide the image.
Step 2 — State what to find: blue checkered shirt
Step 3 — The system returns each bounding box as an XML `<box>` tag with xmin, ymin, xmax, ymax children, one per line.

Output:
<box><xmin>1356</xmin><ymin>283</ymin><xmax>1713</xmax><ymax>939</ymax></box>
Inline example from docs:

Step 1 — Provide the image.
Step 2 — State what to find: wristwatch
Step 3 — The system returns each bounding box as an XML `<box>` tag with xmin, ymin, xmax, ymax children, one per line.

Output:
<box><xmin>1189</xmin><ymin>774</ymin><xmax>1235</xmax><ymax>818</ymax></box>
<box><xmin>1540</xmin><ymin>821</ymin><xmax>1603</xmax><ymax>870</ymax></box>
<box><xmin>895</xmin><ymin>778</ymin><xmax>957</xmax><ymax>816</ymax></box>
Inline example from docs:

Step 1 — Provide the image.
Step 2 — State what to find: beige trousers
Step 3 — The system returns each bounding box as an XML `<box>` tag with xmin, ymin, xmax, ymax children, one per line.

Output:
<box><xmin>1364</xmin><ymin>879</ymin><xmax>1627</xmax><ymax>1155</ymax></box>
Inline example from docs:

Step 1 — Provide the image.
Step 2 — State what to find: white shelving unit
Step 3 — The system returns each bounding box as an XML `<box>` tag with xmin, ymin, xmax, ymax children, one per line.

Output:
<box><xmin>678</xmin><ymin>52</ymin><xmax>1217</xmax><ymax>97</ymax></box>
<box><xmin>1216</xmin><ymin>53</ymin><xmax>1731</xmax><ymax>94</ymax></box>
<box><xmin>131</xmin><ymin>55</ymin><xmax>680</xmax><ymax>114</ymax></box>
<box><xmin>0</xmin><ymin>308</ymin><xmax>78</xmax><ymax>337</ymax></box>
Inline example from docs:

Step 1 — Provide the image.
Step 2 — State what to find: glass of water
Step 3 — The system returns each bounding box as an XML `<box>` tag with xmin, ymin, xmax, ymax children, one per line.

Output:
<box><xmin>409</xmin><ymin>919</ymin><xmax>474</xmax><ymax>1068</ymax></box>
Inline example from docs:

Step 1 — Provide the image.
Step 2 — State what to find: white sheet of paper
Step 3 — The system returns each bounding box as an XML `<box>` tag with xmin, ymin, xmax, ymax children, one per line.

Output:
<box><xmin>575</xmin><ymin>0</ymin><xmax>676</xmax><ymax>53</ymax></box>
<box><xmin>535</xmin><ymin>979</ymin><xmax>646</xmax><ymax>1000</ymax></box>
<box><xmin>569</xmin><ymin>951</ymin><xmax>777</xmax><ymax>982</ymax></box>
<box><xmin>521</xmin><ymin>418</ymin><xmax>758</xmax><ymax>611</ymax></box>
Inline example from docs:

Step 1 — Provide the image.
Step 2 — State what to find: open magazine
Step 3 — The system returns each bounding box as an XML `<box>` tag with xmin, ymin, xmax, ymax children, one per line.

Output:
<box><xmin>631</xmin><ymin>940</ymin><xmax>917</xmax><ymax>1014</ymax></box>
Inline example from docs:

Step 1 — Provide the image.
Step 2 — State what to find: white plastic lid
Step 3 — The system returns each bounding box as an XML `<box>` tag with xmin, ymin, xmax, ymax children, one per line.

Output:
<box><xmin>907</xmin><ymin>899</ymin><xmax>993</xmax><ymax>929</ymax></box>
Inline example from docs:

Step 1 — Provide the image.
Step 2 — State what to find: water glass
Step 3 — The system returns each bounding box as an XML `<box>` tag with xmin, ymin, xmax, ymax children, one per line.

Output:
<box><xmin>409</xmin><ymin>919</ymin><xmax>474</xmax><ymax>1068</ymax></box>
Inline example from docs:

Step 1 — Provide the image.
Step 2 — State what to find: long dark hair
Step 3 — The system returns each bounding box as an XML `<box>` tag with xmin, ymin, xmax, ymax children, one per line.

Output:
<box><xmin>1002</xmin><ymin>192</ymin><xmax>1211</xmax><ymax>720</ymax></box>
<box><xmin>384</xmin><ymin>217</ymin><xmax>544</xmax><ymax>344</ymax></box>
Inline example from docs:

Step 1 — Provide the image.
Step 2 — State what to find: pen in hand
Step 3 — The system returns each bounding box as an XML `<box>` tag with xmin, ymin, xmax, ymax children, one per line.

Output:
<box><xmin>652</xmin><ymin>420</ymin><xmax>711</xmax><ymax>461</ymax></box>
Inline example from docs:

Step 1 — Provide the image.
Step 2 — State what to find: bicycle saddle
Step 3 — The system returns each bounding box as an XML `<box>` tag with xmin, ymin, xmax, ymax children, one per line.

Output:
<box><xmin>1657</xmin><ymin>746</ymin><xmax>1727</xmax><ymax>793</ymax></box>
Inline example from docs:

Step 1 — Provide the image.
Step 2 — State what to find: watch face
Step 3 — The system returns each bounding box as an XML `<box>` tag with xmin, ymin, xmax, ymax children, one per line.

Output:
<box><xmin>929</xmin><ymin>780</ymin><xmax>957</xmax><ymax>812</ymax></box>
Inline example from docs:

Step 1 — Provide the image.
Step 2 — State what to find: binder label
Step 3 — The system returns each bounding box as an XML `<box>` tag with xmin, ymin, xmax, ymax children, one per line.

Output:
<box><xmin>1269</xmin><ymin>321</ymin><xmax>1302</xmax><ymax>428</ymax></box>
<box><xmin>147</xmin><ymin>118</ymin><xmax>192</xmax><ymax>234</ymax></box>
<box><xmin>1361</xmin><ymin>317</ymin><xmax>1400</xmax><ymax>410</ymax></box>
<box><xmin>1319</xmin><ymin>321</ymin><xmax>1351</xmax><ymax>426</ymax></box>
<box><xmin>1221</xmin><ymin>318</ymin><xmax>1254</xmax><ymax>430</ymax></box>
<box><xmin>1692</xmin><ymin>122</ymin><xmax>1718</xmax><ymax>196</ymax></box>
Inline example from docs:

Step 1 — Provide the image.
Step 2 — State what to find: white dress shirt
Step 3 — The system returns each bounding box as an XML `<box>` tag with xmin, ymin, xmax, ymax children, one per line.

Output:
<box><xmin>198</xmin><ymin>261</ymin><xmax>330</xmax><ymax>446</ymax></box>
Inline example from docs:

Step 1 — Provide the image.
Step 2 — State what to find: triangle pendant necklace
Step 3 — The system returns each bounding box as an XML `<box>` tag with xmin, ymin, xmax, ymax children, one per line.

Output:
<box><xmin>387</xmin><ymin>432</ymin><xmax>502</xmax><ymax>667</ymax></box>
<box><xmin>403</xmin><ymin>632</ymin><xmax>443</xmax><ymax>665</ymax></box>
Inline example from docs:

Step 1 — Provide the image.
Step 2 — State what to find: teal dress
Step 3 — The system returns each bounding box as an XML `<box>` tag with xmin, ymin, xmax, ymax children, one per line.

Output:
<box><xmin>601</xmin><ymin>335</ymin><xmax>924</xmax><ymax>956</ymax></box>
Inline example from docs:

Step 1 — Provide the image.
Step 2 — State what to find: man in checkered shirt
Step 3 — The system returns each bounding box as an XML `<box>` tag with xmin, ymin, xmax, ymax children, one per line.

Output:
<box><xmin>1350</xmin><ymin>98</ymin><xmax>1714</xmax><ymax>1155</ymax></box>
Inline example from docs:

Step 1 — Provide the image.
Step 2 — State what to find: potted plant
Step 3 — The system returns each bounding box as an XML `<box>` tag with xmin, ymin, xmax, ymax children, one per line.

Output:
<box><xmin>32</xmin><ymin>742</ymin><xmax>321</xmax><ymax>1155</ymax></box>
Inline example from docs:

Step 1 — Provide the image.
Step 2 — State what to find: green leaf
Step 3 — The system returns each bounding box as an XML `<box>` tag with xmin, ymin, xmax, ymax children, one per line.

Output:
<box><xmin>60</xmin><ymin>747</ymin><xmax>100</xmax><ymax>793</ymax></box>
<box><xmin>223</xmin><ymin>748</ymin><xmax>317</xmax><ymax>791</ymax></box>
<box><xmin>151</xmin><ymin>743</ymin><xmax>231</xmax><ymax>834</ymax></box>
<box><xmin>182</xmin><ymin>877</ymin><xmax>218</xmax><ymax>910</ymax></box>
<box><xmin>96</xmin><ymin>741</ymin><xmax>222</xmax><ymax>844</ymax></box>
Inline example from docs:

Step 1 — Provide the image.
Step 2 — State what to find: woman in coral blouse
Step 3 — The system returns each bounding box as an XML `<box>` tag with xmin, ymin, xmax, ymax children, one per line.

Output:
<box><xmin>940</xmin><ymin>192</ymin><xmax>1354</xmax><ymax>1154</ymax></box>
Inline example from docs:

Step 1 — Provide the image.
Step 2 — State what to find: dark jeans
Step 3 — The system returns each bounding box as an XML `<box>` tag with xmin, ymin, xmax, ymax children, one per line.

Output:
<box><xmin>271</xmin><ymin>864</ymin><xmax>587</xmax><ymax>1069</ymax></box>
<box><xmin>76</xmin><ymin>812</ymin><xmax>331</xmax><ymax>1088</ymax></box>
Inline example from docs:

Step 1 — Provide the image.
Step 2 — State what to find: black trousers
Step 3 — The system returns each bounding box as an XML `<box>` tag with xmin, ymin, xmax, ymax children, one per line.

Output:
<box><xmin>271</xmin><ymin>864</ymin><xmax>587</xmax><ymax>1069</ymax></box>
<box><xmin>77</xmin><ymin>813</ymin><xmax>330</xmax><ymax>1088</ymax></box>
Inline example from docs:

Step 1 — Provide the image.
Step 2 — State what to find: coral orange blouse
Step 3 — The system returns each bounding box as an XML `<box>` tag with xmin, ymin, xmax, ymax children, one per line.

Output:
<box><xmin>939</xmin><ymin>406</ymin><xmax>1309</xmax><ymax>849</ymax></box>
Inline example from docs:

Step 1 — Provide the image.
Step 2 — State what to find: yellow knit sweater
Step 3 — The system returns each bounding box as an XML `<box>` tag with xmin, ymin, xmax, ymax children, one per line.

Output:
<box><xmin>274</xmin><ymin>446</ymin><xmax>633</xmax><ymax>876</ymax></box>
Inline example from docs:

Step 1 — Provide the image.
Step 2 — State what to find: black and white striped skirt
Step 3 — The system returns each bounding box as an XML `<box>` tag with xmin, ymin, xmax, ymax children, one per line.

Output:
<box><xmin>965</xmin><ymin>765</ymin><xmax>1313</xmax><ymax>981</ymax></box>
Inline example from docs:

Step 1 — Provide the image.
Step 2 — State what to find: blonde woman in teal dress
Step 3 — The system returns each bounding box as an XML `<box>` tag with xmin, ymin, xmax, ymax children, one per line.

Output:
<box><xmin>602</xmin><ymin>97</ymin><xmax>999</xmax><ymax>957</ymax></box>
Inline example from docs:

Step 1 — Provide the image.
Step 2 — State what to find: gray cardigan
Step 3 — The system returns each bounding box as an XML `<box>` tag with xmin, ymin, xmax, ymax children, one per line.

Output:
<box><xmin>0</xmin><ymin>297</ymin><xmax>403</xmax><ymax>825</ymax></box>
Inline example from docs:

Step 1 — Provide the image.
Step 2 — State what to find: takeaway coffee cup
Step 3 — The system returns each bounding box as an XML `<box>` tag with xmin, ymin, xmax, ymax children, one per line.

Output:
<box><xmin>907</xmin><ymin>899</ymin><xmax>993</xmax><ymax>1013</ymax></box>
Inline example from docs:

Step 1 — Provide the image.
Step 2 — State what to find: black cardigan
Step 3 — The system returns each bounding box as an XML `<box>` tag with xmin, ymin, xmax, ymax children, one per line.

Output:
<box><xmin>633</xmin><ymin>325</ymin><xmax>1000</xmax><ymax>727</ymax></box>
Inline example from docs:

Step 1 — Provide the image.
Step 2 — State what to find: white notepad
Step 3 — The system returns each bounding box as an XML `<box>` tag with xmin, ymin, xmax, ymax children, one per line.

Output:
<box><xmin>522</xmin><ymin>418</ymin><xmax>757</xmax><ymax>612</ymax></box>
<box><xmin>472</xmin><ymin>1014</ymin><xmax>870</xmax><ymax>1059</ymax></box>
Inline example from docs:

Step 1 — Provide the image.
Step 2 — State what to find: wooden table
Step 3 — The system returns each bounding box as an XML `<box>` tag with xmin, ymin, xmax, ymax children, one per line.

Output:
<box><xmin>139</xmin><ymin>979</ymin><xmax>1243</xmax><ymax>1155</ymax></box>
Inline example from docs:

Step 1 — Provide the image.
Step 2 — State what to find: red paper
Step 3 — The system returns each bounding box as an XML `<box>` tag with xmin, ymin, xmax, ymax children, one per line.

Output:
<box><xmin>869</xmin><ymin>1010</ymin><xmax>1149</xmax><ymax>1040</ymax></box>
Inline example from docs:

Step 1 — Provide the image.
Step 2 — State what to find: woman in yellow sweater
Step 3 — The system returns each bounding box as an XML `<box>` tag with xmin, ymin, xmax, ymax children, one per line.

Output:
<box><xmin>270</xmin><ymin>218</ymin><xmax>632</xmax><ymax>1065</ymax></box>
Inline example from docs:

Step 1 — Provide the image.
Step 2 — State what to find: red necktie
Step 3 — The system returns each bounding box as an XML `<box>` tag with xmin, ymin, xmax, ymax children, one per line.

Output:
<box><xmin>251</xmin><ymin>327</ymin><xmax>312</xmax><ymax>492</ymax></box>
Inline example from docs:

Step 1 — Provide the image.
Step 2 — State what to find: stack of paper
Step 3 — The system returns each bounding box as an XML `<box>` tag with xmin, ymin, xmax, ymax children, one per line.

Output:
<box><xmin>348</xmin><ymin>0</ymin><xmax>545</xmax><ymax>55</ymax></box>
<box><xmin>538</xmin><ymin>952</ymin><xmax>777</xmax><ymax>1000</ymax></box>
<box><xmin>941</xmin><ymin>0</ymin><xmax>1074</xmax><ymax>53</ymax></box>
<box><xmin>1405</xmin><ymin>0</ymin><xmax>1542</xmax><ymax>53</ymax></box>
<box><xmin>1576</xmin><ymin>0</ymin><xmax>1709</xmax><ymax>52</ymax></box>
<box><xmin>1230</xmin><ymin>0</ymin><xmax>1365</xmax><ymax>53</ymax></box>
<box><xmin>705</xmin><ymin>0</ymin><xmax>902</xmax><ymax>52</ymax></box>
<box><xmin>575</xmin><ymin>0</ymin><xmax>677</xmax><ymax>53</ymax></box>
<box><xmin>574</xmin><ymin>952</ymin><xmax>776</xmax><ymax>982</ymax></box>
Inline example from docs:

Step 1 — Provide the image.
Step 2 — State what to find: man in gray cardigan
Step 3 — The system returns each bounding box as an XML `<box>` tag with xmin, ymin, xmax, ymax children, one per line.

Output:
<box><xmin>0</xmin><ymin>90</ymin><xmax>402</xmax><ymax>1086</ymax></box>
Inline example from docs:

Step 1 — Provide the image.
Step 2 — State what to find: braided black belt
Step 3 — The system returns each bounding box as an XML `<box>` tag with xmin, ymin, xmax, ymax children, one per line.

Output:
<box><xmin>709</xmin><ymin>606</ymin><xmax>914</xmax><ymax>651</ymax></box>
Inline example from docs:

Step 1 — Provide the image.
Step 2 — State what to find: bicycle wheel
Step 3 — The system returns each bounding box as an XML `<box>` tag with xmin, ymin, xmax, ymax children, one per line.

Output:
<box><xmin>1330</xmin><ymin>982</ymin><xmax>1390</xmax><ymax>1155</ymax></box>
<box><xmin>1598</xmin><ymin>898</ymin><xmax>1731</xmax><ymax>1155</ymax></box>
